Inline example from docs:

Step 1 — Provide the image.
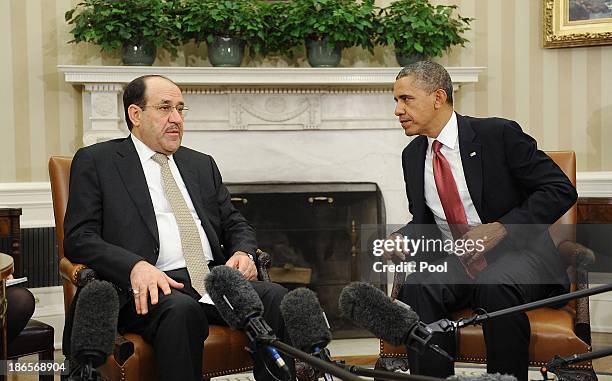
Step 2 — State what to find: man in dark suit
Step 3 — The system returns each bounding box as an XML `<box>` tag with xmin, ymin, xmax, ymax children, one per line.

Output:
<box><xmin>64</xmin><ymin>75</ymin><xmax>294</xmax><ymax>381</ymax></box>
<box><xmin>385</xmin><ymin>62</ymin><xmax>577</xmax><ymax>380</ymax></box>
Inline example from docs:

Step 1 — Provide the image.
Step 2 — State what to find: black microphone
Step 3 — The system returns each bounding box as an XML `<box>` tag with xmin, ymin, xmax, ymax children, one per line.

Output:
<box><xmin>70</xmin><ymin>280</ymin><xmax>119</xmax><ymax>381</ymax></box>
<box><xmin>339</xmin><ymin>282</ymin><xmax>451</xmax><ymax>360</ymax></box>
<box><xmin>205</xmin><ymin>266</ymin><xmax>290</xmax><ymax>377</ymax></box>
<box><xmin>283</xmin><ymin>288</ymin><xmax>448</xmax><ymax>381</ymax></box>
<box><xmin>280</xmin><ymin>288</ymin><xmax>333</xmax><ymax>381</ymax></box>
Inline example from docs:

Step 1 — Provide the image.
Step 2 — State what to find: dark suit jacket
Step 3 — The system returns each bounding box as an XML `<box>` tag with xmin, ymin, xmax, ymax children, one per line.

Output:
<box><xmin>396</xmin><ymin>113</ymin><xmax>577</xmax><ymax>286</ymax></box>
<box><xmin>63</xmin><ymin>137</ymin><xmax>257</xmax><ymax>307</ymax></box>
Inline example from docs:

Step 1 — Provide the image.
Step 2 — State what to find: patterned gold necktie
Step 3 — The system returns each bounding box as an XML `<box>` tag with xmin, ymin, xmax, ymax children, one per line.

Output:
<box><xmin>152</xmin><ymin>152</ymin><xmax>209</xmax><ymax>295</ymax></box>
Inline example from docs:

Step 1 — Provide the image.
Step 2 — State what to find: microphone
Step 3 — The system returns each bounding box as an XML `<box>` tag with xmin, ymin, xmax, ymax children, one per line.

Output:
<box><xmin>283</xmin><ymin>288</ymin><xmax>447</xmax><ymax>381</ymax></box>
<box><xmin>339</xmin><ymin>282</ymin><xmax>451</xmax><ymax>360</ymax></box>
<box><xmin>70</xmin><ymin>280</ymin><xmax>119</xmax><ymax>381</ymax></box>
<box><xmin>205</xmin><ymin>266</ymin><xmax>290</xmax><ymax>377</ymax></box>
<box><xmin>280</xmin><ymin>288</ymin><xmax>333</xmax><ymax>381</ymax></box>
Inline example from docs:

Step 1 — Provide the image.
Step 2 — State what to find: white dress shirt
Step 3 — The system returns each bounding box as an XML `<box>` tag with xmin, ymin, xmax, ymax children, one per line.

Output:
<box><xmin>131</xmin><ymin>135</ymin><xmax>215</xmax><ymax>303</ymax></box>
<box><xmin>424</xmin><ymin>112</ymin><xmax>482</xmax><ymax>242</ymax></box>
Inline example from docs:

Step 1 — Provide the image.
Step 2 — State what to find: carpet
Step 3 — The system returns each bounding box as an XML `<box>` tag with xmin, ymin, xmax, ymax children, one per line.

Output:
<box><xmin>210</xmin><ymin>366</ymin><xmax>612</xmax><ymax>381</ymax></box>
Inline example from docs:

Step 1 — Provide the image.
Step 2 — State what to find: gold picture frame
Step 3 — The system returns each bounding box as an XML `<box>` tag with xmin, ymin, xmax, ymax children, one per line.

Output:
<box><xmin>543</xmin><ymin>0</ymin><xmax>612</xmax><ymax>48</ymax></box>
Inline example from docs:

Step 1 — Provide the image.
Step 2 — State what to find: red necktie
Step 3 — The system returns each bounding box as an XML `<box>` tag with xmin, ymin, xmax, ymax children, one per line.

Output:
<box><xmin>432</xmin><ymin>140</ymin><xmax>486</xmax><ymax>278</ymax></box>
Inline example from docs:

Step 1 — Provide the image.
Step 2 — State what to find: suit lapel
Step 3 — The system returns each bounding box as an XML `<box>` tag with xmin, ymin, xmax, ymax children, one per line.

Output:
<box><xmin>408</xmin><ymin>136</ymin><xmax>428</xmax><ymax>219</ymax></box>
<box><xmin>457</xmin><ymin>114</ymin><xmax>484</xmax><ymax>218</ymax></box>
<box><xmin>114</xmin><ymin>138</ymin><xmax>159</xmax><ymax>244</ymax></box>
<box><xmin>173</xmin><ymin>149</ymin><xmax>222</xmax><ymax>257</ymax></box>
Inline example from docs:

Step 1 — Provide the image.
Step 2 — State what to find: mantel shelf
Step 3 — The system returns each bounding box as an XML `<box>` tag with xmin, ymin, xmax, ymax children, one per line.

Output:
<box><xmin>59</xmin><ymin>64</ymin><xmax>486</xmax><ymax>147</ymax></box>
<box><xmin>58</xmin><ymin>65</ymin><xmax>485</xmax><ymax>87</ymax></box>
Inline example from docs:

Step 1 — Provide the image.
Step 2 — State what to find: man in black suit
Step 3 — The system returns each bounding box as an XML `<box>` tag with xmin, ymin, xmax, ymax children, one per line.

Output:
<box><xmin>385</xmin><ymin>62</ymin><xmax>576</xmax><ymax>380</ymax></box>
<box><xmin>64</xmin><ymin>75</ymin><xmax>294</xmax><ymax>381</ymax></box>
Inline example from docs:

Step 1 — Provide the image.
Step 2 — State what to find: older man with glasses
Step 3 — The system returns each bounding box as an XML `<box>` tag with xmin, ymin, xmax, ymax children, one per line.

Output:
<box><xmin>63</xmin><ymin>75</ymin><xmax>295</xmax><ymax>381</ymax></box>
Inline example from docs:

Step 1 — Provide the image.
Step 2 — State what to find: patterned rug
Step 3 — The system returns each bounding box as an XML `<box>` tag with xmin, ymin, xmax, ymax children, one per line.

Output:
<box><xmin>210</xmin><ymin>366</ymin><xmax>612</xmax><ymax>381</ymax></box>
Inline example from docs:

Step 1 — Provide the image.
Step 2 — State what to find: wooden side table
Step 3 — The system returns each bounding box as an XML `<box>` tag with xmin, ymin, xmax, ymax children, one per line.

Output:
<box><xmin>0</xmin><ymin>209</ymin><xmax>21</xmax><ymax>276</ymax></box>
<box><xmin>0</xmin><ymin>253</ymin><xmax>13</xmax><ymax>376</ymax></box>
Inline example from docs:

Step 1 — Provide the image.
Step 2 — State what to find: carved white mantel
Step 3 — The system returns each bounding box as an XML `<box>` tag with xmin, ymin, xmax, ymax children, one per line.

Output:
<box><xmin>58</xmin><ymin>65</ymin><xmax>484</xmax><ymax>230</ymax></box>
<box><xmin>58</xmin><ymin>65</ymin><xmax>484</xmax><ymax>145</ymax></box>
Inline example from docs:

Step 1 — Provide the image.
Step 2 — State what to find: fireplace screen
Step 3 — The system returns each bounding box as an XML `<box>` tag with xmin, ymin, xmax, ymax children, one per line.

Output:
<box><xmin>226</xmin><ymin>182</ymin><xmax>386</xmax><ymax>338</ymax></box>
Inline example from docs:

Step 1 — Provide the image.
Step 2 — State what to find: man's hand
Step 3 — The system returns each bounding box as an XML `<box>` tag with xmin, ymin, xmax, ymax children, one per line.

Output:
<box><xmin>130</xmin><ymin>260</ymin><xmax>184</xmax><ymax>315</ymax></box>
<box><xmin>382</xmin><ymin>233</ymin><xmax>410</xmax><ymax>264</ymax></box>
<box><xmin>225</xmin><ymin>251</ymin><xmax>257</xmax><ymax>280</ymax></box>
<box><xmin>460</xmin><ymin>222</ymin><xmax>507</xmax><ymax>264</ymax></box>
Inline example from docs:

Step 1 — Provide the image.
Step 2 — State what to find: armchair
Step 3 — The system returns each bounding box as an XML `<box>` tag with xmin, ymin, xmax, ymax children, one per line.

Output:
<box><xmin>49</xmin><ymin>156</ymin><xmax>271</xmax><ymax>381</ymax></box>
<box><xmin>377</xmin><ymin>151</ymin><xmax>595</xmax><ymax>371</ymax></box>
<box><xmin>7</xmin><ymin>296</ymin><xmax>55</xmax><ymax>381</ymax></box>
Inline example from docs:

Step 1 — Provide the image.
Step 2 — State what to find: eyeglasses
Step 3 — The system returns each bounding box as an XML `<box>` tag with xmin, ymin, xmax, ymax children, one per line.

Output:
<box><xmin>140</xmin><ymin>104</ymin><xmax>189</xmax><ymax>117</ymax></box>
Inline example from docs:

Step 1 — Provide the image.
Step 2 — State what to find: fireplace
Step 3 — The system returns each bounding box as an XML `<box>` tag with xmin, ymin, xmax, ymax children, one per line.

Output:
<box><xmin>227</xmin><ymin>182</ymin><xmax>385</xmax><ymax>338</ymax></box>
<box><xmin>59</xmin><ymin>65</ymin><xmax>483</xmax><ymax>337</ymax></box>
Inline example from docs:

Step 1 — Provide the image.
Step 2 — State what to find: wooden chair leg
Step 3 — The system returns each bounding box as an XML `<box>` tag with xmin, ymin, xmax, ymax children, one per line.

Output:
<box><xmin>39</xmin><ymin>349</ymin><xmax>55</xmax><ymax>381</ymax></box>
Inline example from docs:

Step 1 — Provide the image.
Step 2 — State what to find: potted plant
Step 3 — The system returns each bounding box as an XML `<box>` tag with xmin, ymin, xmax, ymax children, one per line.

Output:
<box><xmin>377</xmin><ymin>0</ymin><xmax>472</xmax><ymax>66</ymax></box>
<box><xmin>286</xmin><ymin>0</ymin><xmax>379</xmax><ymax>67</ymax></box>
<box><xmin>254</xmin><ymin>1</ymin><xmax>302</xmax><ymax>61</ymax></box>
<box><xmin>181</xmin><ymin>0</ymin><xmax>265</xmax><ymax>67</ymax></box>
<box><xmin>65</xmin><ymin>0</ymin><xmax>182</xmax><ymax>66</ymax></box>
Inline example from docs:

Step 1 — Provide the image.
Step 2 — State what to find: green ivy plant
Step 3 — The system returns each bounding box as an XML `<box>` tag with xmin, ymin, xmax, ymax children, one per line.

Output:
<box><xmin>181</xmin><ymin>0</ymin><xmax>265</xmax><ymax>56</ymax></box>
<box><xmin>65</xmin><ymin>0</ymin><xmax>183</xmax><ymax>56</ymax></box>
<box><xmin>377</xmin><ymin>0</ymin><xmax>472</xmax><ymax>58</ymax></box>
<box><xmin>285</xmin><ymin>0</ymin><xmax>380</xmax><ymax>52</ymax></box>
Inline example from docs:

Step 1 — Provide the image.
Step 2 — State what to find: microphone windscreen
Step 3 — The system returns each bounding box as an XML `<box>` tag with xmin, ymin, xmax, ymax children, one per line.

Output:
<box><xmin>71</xmin><ymin>280</ymin><xmax>119</xmax><ymax>367</ymax></box>
<box><xmin>338</xmin><ymin>282</ymin><xmax>419</xmax><ymax>347</ymax></box>
<box><xmin>280</xmin><ymin>288</ymin><xmax>332</xmax><ymax>352</ymax></box>
<box><xmin>205</xmin><ymin>265</ymin><xmax>263</xmax><ymax>329</ymax></box>
<box><xmin>447</xmin><ymin>373</ymin><xmax>517</xmax><ymax>381</ymax></box>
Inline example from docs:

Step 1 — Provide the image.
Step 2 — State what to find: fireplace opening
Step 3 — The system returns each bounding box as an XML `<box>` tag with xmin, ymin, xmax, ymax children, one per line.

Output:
<box><xmin>226</xmin><ymin>182</ymin><xmax>386</xmax><ymax>339</ymax></box>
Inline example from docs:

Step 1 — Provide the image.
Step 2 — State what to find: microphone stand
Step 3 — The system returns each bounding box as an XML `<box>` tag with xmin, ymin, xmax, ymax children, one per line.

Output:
<box><xmin>67</xmin><ymin>359</ymin><xmax>101</xmax><ymax>381</ymax></box>
<box><xmin>546</xmin><ymin>347</ymin><xmax>612</xmax><ymax>369</ymax></box>
<box><xmin>538</xmin><ymin>348</ymin><xmax>611</xmax><ymax>381</ymax></box>
<box><xmin>245</xmin><ymin>316</ymin><xmax>363</xmax><ymax>381</ymax></box>
<box><xmin>334</xmin><ymin>361</ymin><xmax>444</xmax><ymax>381</ymax></box>
<box><xmin>262</xmin><ymin>338</ymin><xmax>364</xmax><ymax>381</ymax></box>
<box><xmin>311</xmin><ymin>347</ymin><xmax>444</xmax><ymax>381</ymax></box>
<box><xmin>427</xmin><ymin>283</ymin><xmax>612</xmax><ymax>334</ymax></box>
<box><xmin>313</xmin><ymin>347</ymin><xmax>336</xmax><ymax>381</ymax></box>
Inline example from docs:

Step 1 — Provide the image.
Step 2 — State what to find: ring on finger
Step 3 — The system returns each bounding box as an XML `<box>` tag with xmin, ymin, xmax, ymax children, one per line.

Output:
<box><xmin>132</xmin><ymin>289</ymin><xmax>140</xmax><ymax>296</ymax></box>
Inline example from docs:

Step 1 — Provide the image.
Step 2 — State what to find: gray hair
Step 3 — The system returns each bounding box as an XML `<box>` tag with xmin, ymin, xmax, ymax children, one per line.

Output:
<box><xmin>396</xmin><ymin>61</ymin><xmax>453</xmax><ymax>105</ymax></box>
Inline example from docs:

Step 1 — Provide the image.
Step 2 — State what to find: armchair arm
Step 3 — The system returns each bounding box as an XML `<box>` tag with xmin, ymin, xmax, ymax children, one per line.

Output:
<box><xmin>59</xmin><ymin>257</ymin><xmax>98</xmax><ymax>287</ymax></box>
<box><xmin>557</xmin><ymin>240</ymin><xmax>595</xmax><ymax>346</ymax></box>
<box><xmin>58</xmin><ymin>258</ymin><xmax>136</xmax><ymax>365</ymax></box>
<box><xmin>390</xmin><ymin>270</ymin><xmax>405</xmax><ymax>300</ymax></box>
<box><xmin>255</xmin><ymin>249</ymin><xmax>272</xmax><ymax>282</ymax></box>
<box><xmin>61</xmin><ymin>249</ymin><xmax>274</xmax><ymax>286</ymax></box>
<box><xmin>557</xmin><ymin>241</ymin><xmax>595</xmax><ymax>270</ymax></box>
